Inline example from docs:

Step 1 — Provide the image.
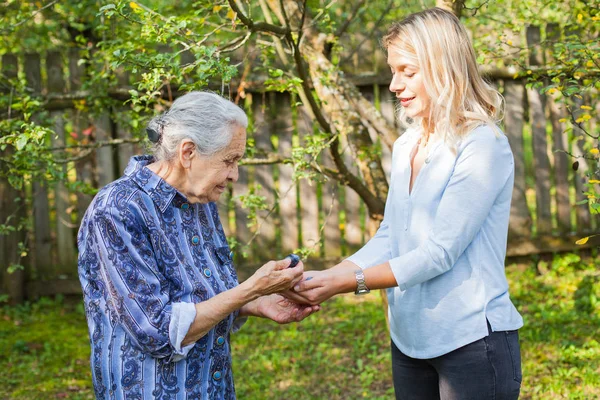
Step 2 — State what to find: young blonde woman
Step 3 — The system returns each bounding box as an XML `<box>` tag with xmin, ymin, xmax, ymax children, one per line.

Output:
<box><xmin>292</xmin><ymin>8</ymin><xmax>523</xmax><ymax>399</ymax></box>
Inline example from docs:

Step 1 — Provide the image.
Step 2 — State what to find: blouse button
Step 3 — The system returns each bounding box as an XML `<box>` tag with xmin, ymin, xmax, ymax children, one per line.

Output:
<box><xmin>181</xmin><ymin>203</ymin><xmax>190</xmax><ymax>210</ymax></box>
<box><xmin>191</xmin><ymin>235</ymin><xmax>200</xmax><ymax>245</ymax></box>
<box><xmin>203</xmin><ymin>268</ymin><xmax>212</xmax><ymax>278</ymax></box>
<box><xmin>212</xmin><ymin>371</ymin><xmax>222</xmax><ymax>381</ymax></box>
<box><xmin>216</xmin><ymin>336</ymin><xmax>225</xmax><ymax>346</ymax></box>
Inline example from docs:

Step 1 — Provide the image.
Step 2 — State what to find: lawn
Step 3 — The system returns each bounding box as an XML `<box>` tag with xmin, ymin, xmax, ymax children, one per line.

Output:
<box><xmin>0</xmin><ymin>253</ymin><xmax>598</xmax><ymax>399</ymax></box>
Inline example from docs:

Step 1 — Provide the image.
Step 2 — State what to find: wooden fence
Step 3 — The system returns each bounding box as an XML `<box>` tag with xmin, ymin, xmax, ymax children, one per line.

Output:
<box><xmin>1</xmin><ymin>26</ymin><xmax>599</xmax><ymax>301</ymax></box>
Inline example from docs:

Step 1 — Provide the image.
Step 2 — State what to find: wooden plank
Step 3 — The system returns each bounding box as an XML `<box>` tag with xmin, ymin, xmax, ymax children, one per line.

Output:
<box><xmin>25</xmin><ymin>53</ymin><xmax>54</xmax><ymax>279</ymax></box>
<box><xmin>526</xmin><ymin>26</ymin><xmax>553</xmax><ymax>235</ymax></box>
<box><xmin>26</xmin><ymin>278</ymin><xmax>82</xmax><ymax>299</ymax></box>
<box><xmin>591</xmin><ymin>95</ymin><xmax>600</xmax><ymax>231</ymax></box>
<box><xmin>503</xmin><ymin>79</ymin><xmax>533</xmax><ymax>238</ymax></box>
<box><xmin>571</xmin><ymin>96</ymin><xmax>592</xmax><ymax>233</ymax></box>
<box><xmin>321</xmin><ymin>150</ymin><xmax>341</xmax><ymax>259</ymax></box>
<box><xmin>297</xmin><ymin>104</ymin><xmax>320</xmax><ymax>255</ymax></box>
<box><xmin>279</xmin><ymin>95</ymin><xmax>298</xmax><ymax>253</ymax></box>
<box><xmin>0</xmin><ymin>54</ymin><xmax>25</xmax><ymax>304</ymax></box>
<box><xmin>232</xmin><ymin>164</ymin><xmax>251</xmax><ymax>260</ymax></box>
<box><xmin>116</xmin><ymin>118</ymin><xmax>135</xmax><ymax>175</ymax></box>
<box><xmin>47</xmin><ymin>51</ymin><xmax>77</xmax><ymax>274</ymax></box>
<box><xmin>545</xmin><ymin>23</ymin><xmax>571</xmax><ymax>234</ymax></box>
<box><xmin>94</xmin><ymin>112</ymin><xmax>115</xmax><ymax>187</ymax></box>
<box><xmin>507</xmin><ymin>232</ymin><xmax>600</xmax><ymax>257</ymax></box>
<box><xmin>112</xmin><ymin>53</ymin><xmax>135</xmax><ymax>175</ymax></box>
<box><xmin>341</xmin><ymin>129</ymin><xmax>363</xmax><ymax>252</ymax></box>
<box><xmin>548</xmin><ymin>96</ymin><xmax>572</xmax><ymax>233</ymax></box>
<box><xmin>252</xmin><ymin>92</ymin><xmax>276</xmax><ymax>257</ymax></box>
<box><xmin>233</xmin><ymin>96</ymin><xmax>253</xmax><ymax>260</ymax></box>
<box><xmin>68</xmin><ymin>49</ymin><xmax>95</xmax><ymax>222</ymax></box>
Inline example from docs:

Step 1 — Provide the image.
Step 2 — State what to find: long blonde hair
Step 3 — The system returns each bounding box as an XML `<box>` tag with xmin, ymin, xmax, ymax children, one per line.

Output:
<box><xmin>382</xmin><ymin>8</ymin><xmax>503</xmax><ymax>143</ymax></box>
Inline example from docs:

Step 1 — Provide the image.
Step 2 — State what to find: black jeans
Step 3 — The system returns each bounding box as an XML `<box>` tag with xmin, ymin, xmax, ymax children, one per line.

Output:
<box><xmin>391</xmin><ymin>325</ymin><xmax>522</xmax><ymax>400</ymax></box>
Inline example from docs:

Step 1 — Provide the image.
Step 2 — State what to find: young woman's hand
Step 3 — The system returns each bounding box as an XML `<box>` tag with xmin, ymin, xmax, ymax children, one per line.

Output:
<box><xmin>292</xmin><ymin>269</ymin><xmax>353</xmax><ymax>305</ymax></box>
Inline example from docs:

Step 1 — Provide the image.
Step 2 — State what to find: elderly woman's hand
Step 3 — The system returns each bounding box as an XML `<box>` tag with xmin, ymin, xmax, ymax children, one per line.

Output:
<box><xmin>255</xmin><ymin>294</ymin><xmax>321</xmax><ymax>324</ymax></box>
<box><xmin>245</xmin><ymin>258</ymin><xmax>305</xmax><ymax>297</ymax></box>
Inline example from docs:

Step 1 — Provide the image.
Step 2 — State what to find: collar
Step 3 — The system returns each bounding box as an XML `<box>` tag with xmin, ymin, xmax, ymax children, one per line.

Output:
<box><xmin>124</xmin><ymin>155</ymin><xmax>190</xmax><ymax>213</ymax></box>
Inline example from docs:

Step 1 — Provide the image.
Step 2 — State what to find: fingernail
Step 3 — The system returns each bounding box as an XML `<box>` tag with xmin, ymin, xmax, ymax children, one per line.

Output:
<box><xmin>294</xmin><ymin>285</ymin><xmax>299</xmax><ymax>291</ymax></box>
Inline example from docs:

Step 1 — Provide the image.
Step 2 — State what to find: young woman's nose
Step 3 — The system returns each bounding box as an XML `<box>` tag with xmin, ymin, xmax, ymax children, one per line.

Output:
<box><xmin>389</xmin><ymin>74</ymin><xmax>405</xmax><ymax>93</ymax></box>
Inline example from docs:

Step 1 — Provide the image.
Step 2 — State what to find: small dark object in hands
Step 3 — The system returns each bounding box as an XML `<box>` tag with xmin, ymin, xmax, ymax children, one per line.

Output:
<box><xmin>285</xmin><ymin>254</ymin><xmax>300</xmax><ymax>268</ymax></box>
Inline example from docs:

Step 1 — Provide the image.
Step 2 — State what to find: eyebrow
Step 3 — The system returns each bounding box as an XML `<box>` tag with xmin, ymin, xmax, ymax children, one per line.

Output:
<box><xmin>388</xmin><ymin>63</ymin><xmax>418</xmax><ymax>70</ymax></box>
<box><xmin>225</xmin><ymin>152</ymin><xmax>245</xmax><ymax>160</ymax></box>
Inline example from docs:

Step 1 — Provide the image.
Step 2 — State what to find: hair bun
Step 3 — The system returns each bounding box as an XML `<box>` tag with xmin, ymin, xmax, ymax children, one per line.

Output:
<box><xmin>146</xmin><ymin>127</ymin><xmax>160</xmax><ymax>143</ymax></box>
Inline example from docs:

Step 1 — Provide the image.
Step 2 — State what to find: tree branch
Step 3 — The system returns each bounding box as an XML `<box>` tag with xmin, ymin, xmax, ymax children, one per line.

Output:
<box><xmin>339</xmin><ymin>0</ymin><xmax>394</xmax><ymax>66</ymax></box>
<box><xmin>1</xmin><ymin>0</ymin><xmax>59</xmax><ymax>32</ymax></box>
<box><xmin>334</xmin><ymin>0</ymin><xmax>367</xmax><ymax>39</ymax></box>
<box><xmin>227</xmin><ymin>0</ymin><xmax>290</xmax><ymax>37</ymax></box>
<box><xmin>240</xmin><ymin>155</ymin><xmax>291</xmax><ymax>165</ymax></box>
<box><xmin>49</xmin><ymin>138</ymin><xmax>143</xmax><ymax>151</ymax></box>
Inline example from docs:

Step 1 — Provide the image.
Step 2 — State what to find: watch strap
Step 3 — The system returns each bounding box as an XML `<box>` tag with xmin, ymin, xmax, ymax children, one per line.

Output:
<box><xmin>354</xmin><ymin>269</ymin><xmax>370</xmax><ymax>295</ymax></box>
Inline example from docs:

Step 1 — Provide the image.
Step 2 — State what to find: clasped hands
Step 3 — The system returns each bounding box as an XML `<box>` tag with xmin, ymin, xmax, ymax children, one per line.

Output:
<box><xmin>247</xmin><ymin>257</ymin><xmax>352</xmax><ymax>325</ymax></box>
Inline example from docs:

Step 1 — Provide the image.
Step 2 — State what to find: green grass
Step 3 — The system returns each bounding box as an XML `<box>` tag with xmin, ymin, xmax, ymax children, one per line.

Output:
<box><xmin>1</xmin><ymin>253</ymin><xmax>599</xmax><ymax>399</ymax></box>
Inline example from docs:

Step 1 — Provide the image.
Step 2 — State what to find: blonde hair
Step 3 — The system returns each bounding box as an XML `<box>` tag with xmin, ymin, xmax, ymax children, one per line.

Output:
<box><xmin>382</xmin><ymin>8</ymin><xmax>503</xmax><ymax>143</ymax></box>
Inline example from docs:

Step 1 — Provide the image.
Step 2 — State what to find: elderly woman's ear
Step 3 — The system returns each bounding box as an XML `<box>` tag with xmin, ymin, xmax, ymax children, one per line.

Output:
<box><xmin>178</xmin><ymin>140</ymin><xmax>197</xmax><ymax>169</ymax></box>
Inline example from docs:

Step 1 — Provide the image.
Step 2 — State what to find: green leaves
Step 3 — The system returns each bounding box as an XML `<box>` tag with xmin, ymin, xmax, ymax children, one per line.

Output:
<box><xmin>14</xmin><ymin>135</ymin><xmax>28</xmax><ymax>151</ymax></box>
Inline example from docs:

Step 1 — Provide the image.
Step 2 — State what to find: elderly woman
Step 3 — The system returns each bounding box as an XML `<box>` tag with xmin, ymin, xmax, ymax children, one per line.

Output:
<box><xmin>77</xmin><ymin>91</ymin><xmax>319</xmax><ymax>399</ymax></box>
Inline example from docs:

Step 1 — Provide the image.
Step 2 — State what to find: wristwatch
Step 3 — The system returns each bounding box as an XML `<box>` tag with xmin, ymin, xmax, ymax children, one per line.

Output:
<box><xmin>354</xmin><ymin>269</ymin><xmax>370</xmax><ymax>295</ymax></box>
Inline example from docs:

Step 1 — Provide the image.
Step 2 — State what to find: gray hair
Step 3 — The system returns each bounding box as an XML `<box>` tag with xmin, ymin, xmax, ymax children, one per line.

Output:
<box><xmin>147</xmin><ymin>91</ymin><xmax>248</xmax><ymax>161</ymax></box>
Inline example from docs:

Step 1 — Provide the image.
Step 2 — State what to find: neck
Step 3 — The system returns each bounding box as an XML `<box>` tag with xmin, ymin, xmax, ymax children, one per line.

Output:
<box><xmin>147</xmin><ymin>160</ymin><xmax>189</xmax><ymax>197</ymax></box>
<box><xmin>422</xmin><ymin>119</ymin><xmax>435</xmax><ymax>135</ymax></box>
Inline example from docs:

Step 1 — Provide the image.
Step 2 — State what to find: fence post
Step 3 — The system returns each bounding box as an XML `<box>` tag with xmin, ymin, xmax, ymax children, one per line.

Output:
<box><xmin>297</xmin><ymin>105</ymin><xmax>321</xmax><ymax>256</ymax></box>
<box><xmin>565</xmin><ymin>27</ymin><xmax>593</xmax><ymax>234</ymax></box>
<box><xmin>0</xmin><ymin>54</ymin><xmax>26</xmax><ymax>304</ymax></box>
<box><xmin>233</xmin><ymin>95</ymin><xmax>253</xmax><ymax>261</ymax></box>
<box><xmin>526</xmin><ymin>25</ymin><xmax>553</xmax><ymax>236</ymax></box>
<box><xmin>275</xmin><ymin>94</ymin><xmax>298</xmax><ymax>255</ymax></box>
<box><xmin>546</xmin><ymin>24</ymin><xmax>572</xmax><ymax>234</ymax></box>
<box><xmin>252</xmin><ymin>92</ymin><xmax>277</xmax><ymax>258</ymax></box>
<box><xmin>69</xmin><ymin>48</ymin><xmax>95</xmax><ymax>223</ymax></box>
<box><xmin>571</xmin><ymin>95</ymin><xmax>593</xmax><ymax>233</ymax></box>
<box><xmin>504</xmin><ymin>78</ymin><xmax>533</xmax><ymax>239</ymax></box>
<box><xmin>47</xmin><ymin>51</ymin><xmax>77</xmax><ymax>275</ymax></box>
<box><xmin>25</xmin><ymin>53</ymin><xmax>54</xmax><ymax>281</ymax></box>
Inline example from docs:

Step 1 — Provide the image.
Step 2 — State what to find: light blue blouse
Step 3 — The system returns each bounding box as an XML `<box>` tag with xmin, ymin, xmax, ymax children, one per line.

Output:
<box><xmin>78</xmin><ymin>156</ymin><xmax>244</xmax><ymax>399</ymax></box>
<box><xmin>347</xmin><ymin>125</ymin><xmax>524</xmax><ymax>359</ymax></box>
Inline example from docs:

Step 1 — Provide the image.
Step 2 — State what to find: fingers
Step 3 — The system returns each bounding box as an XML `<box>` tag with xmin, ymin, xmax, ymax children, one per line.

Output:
<box><xmin>281</xmin><ymin>289</ymin><xmax>314</xmax><ymax>305</ymax></box>
<box><xmin>274</xmin><ymin>257</ymin><xmax>292</xmax><ymax>270</ymax></box>
<box><xmin>294</xmin><ymin>274</ymin><xmax>321</xmax><ymax>292</ymax></box>
<box><xmin>296</xmin><ymin>304</ymin><xmax>321</xmax><ymax>321</ymax></box>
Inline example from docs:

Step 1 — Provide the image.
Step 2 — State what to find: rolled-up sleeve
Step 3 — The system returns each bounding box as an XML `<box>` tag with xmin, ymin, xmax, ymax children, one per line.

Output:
<box><xmin>91</xmin><ymin>205</ymin><xmax>194</xmax><ymax>361</ymax></box>
<box><xmin>389</xmin><ymin>133</ymin><xmax>514</xmax><ymax>290</ymax></box>
<box><xmin>169</xmin><ymin>302</ymin><xmax>197</xmax><ymax>362</ymax></box>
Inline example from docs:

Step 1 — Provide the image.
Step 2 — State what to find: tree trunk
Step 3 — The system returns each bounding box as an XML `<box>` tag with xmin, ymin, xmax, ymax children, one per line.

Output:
<box><xmin>436</xmin><ymin>0</ymin><xmax>465</xmax><ymax>18</ymax></box>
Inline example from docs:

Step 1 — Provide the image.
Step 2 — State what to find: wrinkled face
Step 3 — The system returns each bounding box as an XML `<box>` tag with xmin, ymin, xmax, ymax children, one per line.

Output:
<box><xmin>387</xmin><ymin>44</ymin><xmax>430</xmax><ymax>120</ymax></box>
<box><xmin>187</xmin><ymin>124</ymin><xmax>246</xmax><ymax>203</ymax></box>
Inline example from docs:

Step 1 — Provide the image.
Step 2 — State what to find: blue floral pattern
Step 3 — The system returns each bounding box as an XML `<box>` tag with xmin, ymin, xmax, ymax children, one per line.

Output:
<box><xmin>78</xmin><ymin>155</ymin><xmax>242</xmax><ymax>399</ymax></box>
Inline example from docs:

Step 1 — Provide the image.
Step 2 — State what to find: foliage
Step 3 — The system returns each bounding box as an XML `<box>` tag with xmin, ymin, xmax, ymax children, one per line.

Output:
<box><xmin>2</xmin><ymin>254</ymin><xmax>600</xmax><ymax>399</ymax></box>
<box><xmin>1</xmin><ymin>0</ymin><xmax>598</xmax><ymax>275</ymax></box>
<box><xmin>463</xmin><ymin>0</ymin><xmax>600</xmax><ymax>213</ymax></box>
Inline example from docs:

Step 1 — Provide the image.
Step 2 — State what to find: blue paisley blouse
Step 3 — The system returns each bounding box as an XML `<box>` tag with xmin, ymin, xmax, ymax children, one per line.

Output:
<box><xmin>78</xmin><ymin>155</ymin><xmax>245</xmax><ymax>399</ymax></box>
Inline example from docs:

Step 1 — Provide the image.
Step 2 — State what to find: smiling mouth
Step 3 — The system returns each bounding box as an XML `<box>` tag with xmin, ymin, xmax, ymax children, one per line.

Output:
<box><xmin>400</xmin><ymin>97</ymin><xmax>415</xmax><ymax>106</ymax></box>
